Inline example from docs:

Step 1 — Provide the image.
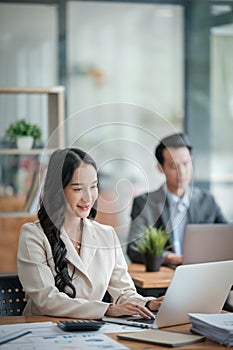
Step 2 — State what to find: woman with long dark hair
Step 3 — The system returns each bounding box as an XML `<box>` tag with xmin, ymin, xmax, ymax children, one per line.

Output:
<box><xmin>17</xmin><ymin>148</ymin><xmax>162</xmax><ymax>319</ymax></box>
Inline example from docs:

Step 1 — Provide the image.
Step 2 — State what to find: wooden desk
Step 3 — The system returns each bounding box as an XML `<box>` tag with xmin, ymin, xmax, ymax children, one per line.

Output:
<box><xmin>128</xmin><ymin>263</ymin><xmax>174</xmax><ymax>297</ymax></box>
<box><xmin>0</xmin><ymin>316</ymin><xmax>226</xmax><ymax>349</ymax></box>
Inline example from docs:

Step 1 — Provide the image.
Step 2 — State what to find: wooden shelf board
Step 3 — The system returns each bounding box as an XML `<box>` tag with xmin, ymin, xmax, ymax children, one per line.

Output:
<box><xmin>0</xmin><ymin>86</ymin><xmax>64</xmax><ymax>94</ymax></box>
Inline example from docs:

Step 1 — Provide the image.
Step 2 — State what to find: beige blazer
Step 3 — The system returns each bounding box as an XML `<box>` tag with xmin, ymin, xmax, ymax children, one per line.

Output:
<box><xmin>17</xmin><ymin>218</ymin><xmax>153</xmax><ymax>318</ymax></box>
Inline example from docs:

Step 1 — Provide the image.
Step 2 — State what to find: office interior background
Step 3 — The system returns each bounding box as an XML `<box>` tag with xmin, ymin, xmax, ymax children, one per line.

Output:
<box><xmin>0</xmin><ymin>0</ymin><xmax>233</xmax><ymax>255</ymax></box>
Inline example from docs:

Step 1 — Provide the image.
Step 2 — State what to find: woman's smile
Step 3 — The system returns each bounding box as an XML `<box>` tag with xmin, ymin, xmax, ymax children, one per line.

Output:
<box><xmin>77</xmin><ymin>204</ymin><xmax>91</xmax><ymax>211</ymax></box>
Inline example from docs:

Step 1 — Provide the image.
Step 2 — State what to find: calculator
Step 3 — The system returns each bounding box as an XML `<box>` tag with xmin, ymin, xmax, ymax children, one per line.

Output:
<box><xmin>57</xmin><ymin>320</ymin><xmax>105</xmax><ymax>331</ymax></box>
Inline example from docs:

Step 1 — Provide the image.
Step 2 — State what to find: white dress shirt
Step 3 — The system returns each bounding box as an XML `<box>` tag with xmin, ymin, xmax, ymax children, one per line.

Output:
<box><xmin>166</xmin><ymin>188</ymin><xmax>191</xmax><ymax>254</ymax></box>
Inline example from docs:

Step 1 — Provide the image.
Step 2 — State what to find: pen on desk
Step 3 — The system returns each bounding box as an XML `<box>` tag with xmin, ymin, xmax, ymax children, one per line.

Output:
<box><xmin>0</xmin><ymin>329</ymin><xmax>31</xmax><ymax>345</ymax></box>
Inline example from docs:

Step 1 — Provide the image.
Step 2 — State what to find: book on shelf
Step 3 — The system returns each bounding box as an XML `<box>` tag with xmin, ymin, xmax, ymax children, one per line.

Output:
<box><xmin>23</xmin><ymin>170</ymin><xmax>40</xmax><ymax>213</ymax></box>
<box><xmin>15</xmin><ymin>155</ymin><xmax>39</xmax><ymax>200</ymax></box>
<box><xmin>189</xmin><ymin>313</ymin><xmax>233</xmax><ymax>347</ymax></box>
<box><xmin>23</xmin><ymin>164</ymin><xmax>47</xmax><ymax>214</ymax></box>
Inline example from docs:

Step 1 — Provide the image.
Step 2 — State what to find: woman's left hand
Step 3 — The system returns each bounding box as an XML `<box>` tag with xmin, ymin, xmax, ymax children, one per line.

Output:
<box><xmin>105</xmin><ymin>302</ymin><xmax>155</xmax><ymax>319</ymax></box>
<box><xmin>146</xmin><ymin>296</ymin><xmax>164</xmax><ymax>311</ymax></box>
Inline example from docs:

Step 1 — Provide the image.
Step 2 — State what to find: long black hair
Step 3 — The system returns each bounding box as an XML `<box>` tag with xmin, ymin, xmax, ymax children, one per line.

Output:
<box><xmin>38</xmin><ymin>148</ymin><xmax>98</xmax><ymax>298</ymax></box>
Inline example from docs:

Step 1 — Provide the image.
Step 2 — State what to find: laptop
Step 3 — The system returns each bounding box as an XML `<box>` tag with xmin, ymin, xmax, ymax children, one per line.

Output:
<box><xmin>183</xmin><ymin>224</ymin><xmax>233</xmax><ymax>265</ymax></box>
<box><xmin>102</xmin><ymin>260</ymin><xmax>233</xmax><ymax>328</ymax></box>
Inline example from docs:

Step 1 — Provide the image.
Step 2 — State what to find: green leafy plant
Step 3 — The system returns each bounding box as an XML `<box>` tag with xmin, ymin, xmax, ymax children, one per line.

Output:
<box><xmin>133</xmin><ymin>226</ymin><xmax>171</xmax><ymax>256</ymax></box>
<box><xmin>6</xmin><ymin>119</ymin><xmax>41</xmax><ymax>141</ymax></box>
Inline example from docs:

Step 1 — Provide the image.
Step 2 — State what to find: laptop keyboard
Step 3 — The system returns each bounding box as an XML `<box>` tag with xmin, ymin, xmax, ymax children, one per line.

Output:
<box><xmin>127</xmin><ymin>313</ymin><xmax>157</xmax><ymax>325</ymax></box>
<box><xmin>131</xmin><ymin>318</ymin><xmax>155</xmax><ymax>325</ymax></box>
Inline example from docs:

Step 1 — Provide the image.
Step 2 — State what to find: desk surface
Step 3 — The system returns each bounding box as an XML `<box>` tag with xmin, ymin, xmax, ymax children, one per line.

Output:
<box><xmin>128</xmin><ymin>263</ymin><xmax>174</xmax><ymax>289</ymax></box>
<box><xmin>0</xmin><ymin>315</ymin><xmax>226</xmax><ymax>349</ymax></box>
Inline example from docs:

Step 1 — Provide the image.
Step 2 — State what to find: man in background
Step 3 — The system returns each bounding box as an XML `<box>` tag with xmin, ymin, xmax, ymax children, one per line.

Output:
<box><xmin>127</xmin><ymin>132</ymin><xmax>227</xmax><ymax>266</ymax></box>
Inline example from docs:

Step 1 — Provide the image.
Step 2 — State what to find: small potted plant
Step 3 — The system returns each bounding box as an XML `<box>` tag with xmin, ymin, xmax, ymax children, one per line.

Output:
<box><xmin>133</xmin><ymin>226</ymin><xmax>171</xmax><ymax>271</ymax></box>
<box><xmin>6</xmin><ymin>119</ymin><xmax>41</xmax><ymax>149</ymax></box>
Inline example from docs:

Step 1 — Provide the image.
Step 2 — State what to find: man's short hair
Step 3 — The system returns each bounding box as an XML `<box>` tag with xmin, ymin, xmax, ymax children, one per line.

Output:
<box><xmin>155</xmin><ymin>132</ymin><xmax>192</xmax><ymax>165</ymax></box>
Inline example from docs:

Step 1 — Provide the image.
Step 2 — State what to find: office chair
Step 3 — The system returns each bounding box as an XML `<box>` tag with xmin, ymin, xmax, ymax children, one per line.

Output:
<box><xmin>224</xmin><ymin>290</ymin><xmax>233</xmax><ymax>313</ymax></box>
<box><xmin>0</xmin><ymin>274</ymin><xmax>27</xmax><ymax>316</ymax></box>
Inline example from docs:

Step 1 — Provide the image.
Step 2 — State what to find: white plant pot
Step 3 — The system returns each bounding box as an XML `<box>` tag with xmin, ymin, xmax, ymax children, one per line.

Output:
<box><xmin>16</xmin><ymin>136</ymin><xmax>34</xmax><ymax>150</ymax></box>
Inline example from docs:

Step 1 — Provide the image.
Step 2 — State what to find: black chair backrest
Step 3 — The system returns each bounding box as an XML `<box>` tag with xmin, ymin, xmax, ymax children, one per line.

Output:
<box><xmin>0</xmin><ymin>274</ymin><xmax>27</xmax><ymax>316</ymax></box>
<box><xmin>224</xmin><ymin>289</ymin><xmax>233</xmax><ymax>313</ymax></box>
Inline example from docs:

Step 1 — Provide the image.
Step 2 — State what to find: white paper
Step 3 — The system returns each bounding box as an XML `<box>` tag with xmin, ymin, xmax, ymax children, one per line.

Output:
<box><xmin>0</xmin><ymin>322</ymin><xmax>129</xmax><ymax>350</ymax></box>
<box><xmin>189</xmin><ymin>313</ymin><xmax>233</xmax><ymax>331</ymax></box>
<box><xmin>189</xmin><ymin>313</ymin><xmax>233</xmax><ymax>347</ymax></box>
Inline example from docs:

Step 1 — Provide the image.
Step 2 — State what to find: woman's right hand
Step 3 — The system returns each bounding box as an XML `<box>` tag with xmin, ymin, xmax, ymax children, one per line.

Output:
<box><xmin>105</xmin><ymin>302</ymin><xmax>155</xmax><ymax>319</ymax></box>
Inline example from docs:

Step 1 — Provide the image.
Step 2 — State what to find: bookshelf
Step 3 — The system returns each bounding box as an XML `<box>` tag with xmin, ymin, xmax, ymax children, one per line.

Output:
<box><xmin>0</xmin><ymin>86</ymin><xmax>66</xmax><ymax>154</ymax></box>
<box><xmin>0</xmin><ymin>87</ymin><xmax>66</xmax><ymax>272</ymax></box>
<box><xmin>0</xmin><ymin>86</ymin><xmax>66</xmax><ymax>212</ymax></box>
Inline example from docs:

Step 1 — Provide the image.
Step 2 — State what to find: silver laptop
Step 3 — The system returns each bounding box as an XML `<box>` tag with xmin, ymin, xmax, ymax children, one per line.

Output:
<box><xmin>103</xmin><ymin>260</ymin><xmax>233</xmax><ymax>328</ymax></box>
<box><xmin>183</xmin><ymin>224</ymin><xmax>233</xmax><ymax>265</ymax></box>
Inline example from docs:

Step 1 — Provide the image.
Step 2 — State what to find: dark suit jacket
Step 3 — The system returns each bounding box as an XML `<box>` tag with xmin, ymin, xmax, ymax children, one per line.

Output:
<box><xmin>127</xmin><ymin>185</ymin><xmax>227</xmax><ymax>263</ymax></box>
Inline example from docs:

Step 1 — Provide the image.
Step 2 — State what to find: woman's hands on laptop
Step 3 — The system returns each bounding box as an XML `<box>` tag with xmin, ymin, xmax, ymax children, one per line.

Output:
<box><xmin>146</xmin><ymin>296</ymin><xmax>164</xmax><ymax>311</ymax></box>
<box><xmin>105</xmin><ymin>296</ymin><xmax>164</xmax><ymax>319</ymax></box>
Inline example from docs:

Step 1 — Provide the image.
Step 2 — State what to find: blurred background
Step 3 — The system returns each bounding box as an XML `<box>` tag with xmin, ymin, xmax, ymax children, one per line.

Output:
<box><xmin>0</xmin><ymin>1</ymin><xmax>233</xmax><ymax>263</ymax></box>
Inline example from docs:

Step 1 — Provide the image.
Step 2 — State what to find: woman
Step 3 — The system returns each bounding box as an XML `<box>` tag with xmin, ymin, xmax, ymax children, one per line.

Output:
<box><xmin>17</xmin><ymin>148</ymin><xmax>163</xmax><ymax>319</ymax></box>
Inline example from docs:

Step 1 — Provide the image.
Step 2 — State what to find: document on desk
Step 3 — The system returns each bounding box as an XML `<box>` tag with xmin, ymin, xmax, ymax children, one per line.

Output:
<box><xmin>189</xmin><ymin>313</ymin><xmax>233</xmax><ymax>347</ymax></box>
<box><xmin>0</xmin><ymin>322</ymin><xmax>128</xmax><ymax>349</ymax></box>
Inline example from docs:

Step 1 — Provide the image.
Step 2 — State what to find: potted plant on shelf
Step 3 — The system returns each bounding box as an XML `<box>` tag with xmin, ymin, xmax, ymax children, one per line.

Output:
<box><xmin>133</xmin><ymin>226</ymin><xmax>171</xmax><ymax>272</ymax></box>
<box><xmin>6</xmin><ymin>119</ymin><xmax>42</xmax><ymax>149</ymax></box>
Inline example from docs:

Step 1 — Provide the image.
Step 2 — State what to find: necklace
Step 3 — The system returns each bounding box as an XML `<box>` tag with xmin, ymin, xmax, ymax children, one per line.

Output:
<box><xmin>67</xmin><ymin>219</ymin><xmax>83</xmax><ymax>253</ymax></box>
<box><xmin>70</xmin><ymin>238</ymin><xmax>81</xmax><ymax>251</ymax></box>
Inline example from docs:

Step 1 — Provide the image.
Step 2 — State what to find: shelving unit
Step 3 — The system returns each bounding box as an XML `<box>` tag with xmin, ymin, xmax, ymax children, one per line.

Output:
<box><xmin>0</xmin><ymin>86</ymin><xmax>66</xmax><ymax>211</ymax></box>
<box><xmin>0</xmin><ymin>87</ymin><xmax>66</xmax><ymax>271</ymax></box>
<box><xmin>0</xmin><ymin>86</ymin><xmax>66</xmax><ymax>154</ymax></box>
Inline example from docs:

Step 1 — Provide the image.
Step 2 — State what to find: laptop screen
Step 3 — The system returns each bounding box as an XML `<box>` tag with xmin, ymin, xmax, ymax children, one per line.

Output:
<box><xmin>182</xmin><ymin>224</ymin><xmax>233</xmax><ymax>265</ymax></box>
